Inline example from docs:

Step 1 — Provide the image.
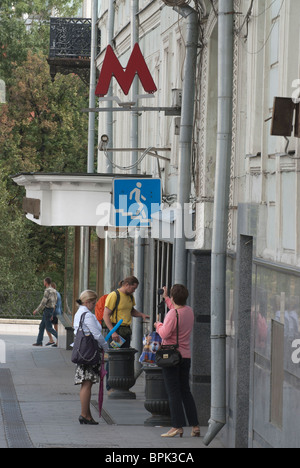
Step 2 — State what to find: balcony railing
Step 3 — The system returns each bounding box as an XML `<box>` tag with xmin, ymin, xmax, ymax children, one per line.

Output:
<box><xmin>48</xmin><ymin>17</ymin><xmax>100</xmax><ymax>84</ymax></box>
<box><xmin>49</xmin><ymin>17</ymin><xmax>93</xmax><ymax>58</ymax></box>
<box><xmin>0</xmin><ymin>291</ymin><xmax>46</xmax><ymax>319</ymax></box>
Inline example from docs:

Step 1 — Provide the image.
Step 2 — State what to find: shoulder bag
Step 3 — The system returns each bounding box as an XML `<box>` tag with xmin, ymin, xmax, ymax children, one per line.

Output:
<box><xmin>71</xmin><ymin>312</ymin><xmax>102</xmax><ymax>366</ymax></box>
<box><xmin>155</xmin><ymin>310</ymin><xmax>182</xmax><ymax>368</ymax></box>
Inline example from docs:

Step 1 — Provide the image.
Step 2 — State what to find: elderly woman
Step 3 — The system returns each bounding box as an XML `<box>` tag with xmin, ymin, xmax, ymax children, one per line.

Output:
<box><xmin>154</xmin><ymin>284</ymin><xmax>200</xmax><ymax>438</ymax></box>
<box><xmin>73</xmin><ymin>290</ymin><xmax>108</xmax><ymax>425</ymax></box>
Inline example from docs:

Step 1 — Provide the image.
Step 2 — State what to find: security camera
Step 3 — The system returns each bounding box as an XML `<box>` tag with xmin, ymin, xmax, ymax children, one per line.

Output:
<box><xmin>99</xmin><ymin>134</ymin><xmax>109</xmax><ymax>150</ymax></box>
<box><xmin>101</xmin><ymin>134</ymin><xmax>109</xmax><ymax>143</ymax></box>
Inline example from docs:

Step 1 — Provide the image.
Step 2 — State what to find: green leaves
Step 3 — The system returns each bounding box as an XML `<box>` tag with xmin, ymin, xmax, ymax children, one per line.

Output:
<box><xmin>0</xmin><ymin>0</ymin><xmax>83</xmax><ymax>20</ymax></box>
<box><xmin>0</xmin><ymin>177</ymin><xmax>39</xmax><ymax>290</ymax></box>
<box><xmin>1</xmin><ymin>50</ymin><xmax>89</xmax><ymax>174</ymax></box>
<box><xmin>0</xmin><ymin>0</ymin><xmax>83</xmax><ymax>82</ymax></box>
<box><xmin>0</xmin><ymin>1</ymin><xmax>90</xmax><ymax>291</ymax></box>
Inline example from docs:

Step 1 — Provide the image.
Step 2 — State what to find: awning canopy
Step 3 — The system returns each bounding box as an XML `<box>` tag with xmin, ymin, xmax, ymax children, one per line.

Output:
<box><xmin>12</xmin><ymin>173</ymin><xmax>116</xmax><ymax>227</ymax></box>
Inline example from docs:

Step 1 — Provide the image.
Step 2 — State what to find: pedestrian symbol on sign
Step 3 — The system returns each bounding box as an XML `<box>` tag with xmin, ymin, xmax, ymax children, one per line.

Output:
<box><xmin>113</xmin><ymin>178</ymin><xmax>161</xmax><ymax>227</ymax></box>
<box><xmin>130</xmin><ymin>182</ymin><xmax>148</xmax><ymax>220</ymax></box>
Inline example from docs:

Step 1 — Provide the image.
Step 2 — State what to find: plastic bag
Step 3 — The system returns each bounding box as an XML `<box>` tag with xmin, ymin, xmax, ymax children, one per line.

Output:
<box><xmin>139</xmin><ymin>331</ymin><xmax>162</xmax><ymax>364</ymax></box>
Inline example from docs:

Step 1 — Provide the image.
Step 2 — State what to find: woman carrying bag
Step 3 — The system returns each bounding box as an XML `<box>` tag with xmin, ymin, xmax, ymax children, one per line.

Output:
<box><xmin>73</xmin><ymin>290</ymin><xmax>109</xmax><ymax>425</ymax></box>
<box><xmin>154</xmin><ymin>284</ymin><xmax>200</xmax><ymax>438</ymax></box>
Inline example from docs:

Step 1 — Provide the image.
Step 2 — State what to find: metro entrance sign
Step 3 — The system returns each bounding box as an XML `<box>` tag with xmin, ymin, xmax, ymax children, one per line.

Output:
<box><xmin>113</xmin><ymin>178</ymin><xmax>162</xmax><ymax>227</ymax></box>
<box><xmin>96</xmin><ymin>44</ymin><xmax>162</xmax><ymax>228</ymax></box>
<box><xmin>95</xmin><ymin>43</ymin><xmax>157</xmax><ymax>97</ymax></box>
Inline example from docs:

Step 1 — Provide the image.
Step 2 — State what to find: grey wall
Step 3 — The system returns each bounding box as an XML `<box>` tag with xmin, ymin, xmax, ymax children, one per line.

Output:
<box><xmin>189</xmin><ymin>250</ymin><xmax>211</xmax><ymax>426</ymax></box>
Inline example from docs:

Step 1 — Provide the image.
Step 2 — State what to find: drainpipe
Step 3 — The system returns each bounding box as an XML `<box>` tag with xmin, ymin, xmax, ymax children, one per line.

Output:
<box><xmin>106</xmin><ymin>0</ymin><xmax>116</xmax><ymax>173</ymax></box>
<box><xmin>173</xmin><ymin>4</ymin><xmax>199</xmax><ymax>286</ymax></box>
<box><xmin>132</xmin><ymin>230</ymin><xmax>144</xmax><ymax>378</ymax></box>
<box><xmin>80</xmin><ymin>0</ymin><xmax>98</xmax><ymax>292</ymax></box>
<box><xmin>103</xmin><ymin>0</ymin><xmax>116</xmax><ymax>295</ymax></box>
<box><xmin>129</xmin><ymin>0</ymin><xmax>144</xmax><ymax>377</ymax></box>
<box><xmin>87</xmin><ymin>0</ymin><xmax>98</xmax><ymax>175</ymax></box>
<box><xmin>131</xmin><ymin>0</ymin><xmax>139</xmax><ymax>175</ymax></box>
<box><xmin>203</xmin><ymin>0</ymin><xmax>234</xmax><ymax>446</ymax></box>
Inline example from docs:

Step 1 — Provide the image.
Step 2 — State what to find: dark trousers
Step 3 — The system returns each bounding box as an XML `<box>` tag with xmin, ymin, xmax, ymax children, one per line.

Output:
<box><xmin>162</xmin><ymin>358</ymin><xmax>199</xmax><ymax>428</ymax></box>
<box><xmin>36</xmin><ymin>308</ymin><xmax>58</xmax><ymax>345</ymax></box>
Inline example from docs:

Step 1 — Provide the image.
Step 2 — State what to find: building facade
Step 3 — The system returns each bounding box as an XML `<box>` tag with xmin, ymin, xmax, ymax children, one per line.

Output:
<box><xmin>223</xmin><ymin>0</ymin><xmax>300</xmax><ymax>448</ymax></box>
<box><xmin>94</xmin><ymin>0</ymin><xmax>300</xmax><ymax>448</ymax></box>
<box><xmin>13</xmin><ymin>0</ymin><xmax>300</xmax><ymax>448</ymax></box>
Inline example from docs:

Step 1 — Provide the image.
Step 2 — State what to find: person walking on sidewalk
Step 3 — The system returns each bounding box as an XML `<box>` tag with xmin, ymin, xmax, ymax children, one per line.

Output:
<box><xmin>45</xmin><ymin>282</ymin><xmax>62</xmax><ymax>347</ymax></box>
<box><xmin>32</xmin><ymin>278</ymin><xmax>58</xmax><ymax>347</ymax></box>
<box><xmin>154</xmin><ymin>284</ymin><xmax>200</xmax><ymax>439</ymax></box>
<box><xmin>73</xmin><ymin>290</ymin><xmax>109</xmax><ymax>425</ymax></box>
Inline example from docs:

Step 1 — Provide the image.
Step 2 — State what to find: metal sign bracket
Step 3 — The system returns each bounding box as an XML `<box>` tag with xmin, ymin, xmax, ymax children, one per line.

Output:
<box><xmin>82</xmin><ymin>106</ymin><xmax>181</xmax><ymax>116</ymax></box>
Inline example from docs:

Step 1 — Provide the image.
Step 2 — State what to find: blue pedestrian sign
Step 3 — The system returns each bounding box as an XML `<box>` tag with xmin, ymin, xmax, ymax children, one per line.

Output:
<box><xmin>113</xmin><ymin>178</ymin><xmax>162</xmax><ymax>227</ymax></box>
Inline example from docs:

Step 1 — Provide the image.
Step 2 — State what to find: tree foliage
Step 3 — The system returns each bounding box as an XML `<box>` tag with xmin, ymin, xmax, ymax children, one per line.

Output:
<box><xmin>0</xmin><ymin>177</ymin><xmax>39</xmax><ymax>290</ymax></box>
<box><xmin>0</xmin><ymin>0</ymin><xmax>83</xmax><ymax>81</ymax></box>
<box><xmin>1</xmin><ymin>52</ymin><xmax>89</xmax><ymax>177</ymax></box>
<box><xmin>0</xmin><ymin>1</ymin><xmax>90</xmax><ymax>292</ymax></box>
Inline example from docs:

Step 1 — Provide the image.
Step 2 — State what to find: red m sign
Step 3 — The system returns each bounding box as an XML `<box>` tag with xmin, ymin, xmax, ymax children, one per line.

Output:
<box><xmin>95</xmin><ymin>43</ymin><xmax>157</xmax><ymax>97</ymax></box>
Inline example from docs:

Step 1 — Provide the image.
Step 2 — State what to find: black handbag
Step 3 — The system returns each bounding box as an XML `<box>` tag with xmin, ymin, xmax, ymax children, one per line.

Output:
<box><xmin>155</xmin><ymin>310</ymin><xmax>182</xmax><ymax>368</ymax></box>
<box><xmin>71</xmin><ymin>312</ymin><xmax>102</xmax><ymax>366</ymax></box>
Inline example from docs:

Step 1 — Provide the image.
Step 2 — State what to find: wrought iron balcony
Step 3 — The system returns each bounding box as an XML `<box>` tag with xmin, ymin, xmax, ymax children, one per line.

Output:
<box><xmin>47</xmin><ymin>17</ymin><xmax>100</xmax><ymax>85</ymax></box>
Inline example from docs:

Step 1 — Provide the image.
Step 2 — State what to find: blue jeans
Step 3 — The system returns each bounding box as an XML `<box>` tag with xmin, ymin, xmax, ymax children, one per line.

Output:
<box><xmin>36</xmin><ymin>308</ymin><xmax>58</xmax><ymax>345</ymax></box>
<box><xmin>162</xmin><ymin>358</ymin><xmax>199</xmax><ymax>428</ymax></box>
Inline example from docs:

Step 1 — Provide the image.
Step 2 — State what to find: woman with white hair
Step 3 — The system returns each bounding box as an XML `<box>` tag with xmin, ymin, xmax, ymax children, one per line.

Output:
<box><xmin>73</xmin><ymin>290</ymin><xmax>108</xmax><ymax>425</ymax></box>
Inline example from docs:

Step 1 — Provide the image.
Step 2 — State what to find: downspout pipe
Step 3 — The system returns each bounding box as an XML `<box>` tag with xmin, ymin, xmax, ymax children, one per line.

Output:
<box><xmin>203</xmin><ymin>0</ymin><xmax>234</xmax><ymax>446</ymax></box>
<box><xmin>80</xmin><ymin>0</ymin><xmax>98</xmax><ymax>292</ymax></box>
<box><xmin>131</xmin><ymin>0</ymin><xmax>139</xmax><ymax>175</ymax></box>
<box><xmin>87</xmin><ymin>0</ymin><xmax>98</xmax><ymax>174</ymax></box>
<box><xmin>129</xmin><ymin>0</ymin><xmax>144</xmax><ymax>378</ymax></box>
<box><xmin>173</xmin><ymin>4</ymin><xmax>199</xmax><ymax>286</ymax></box>
<box><xmin>103</xmin><ymin>1</ymin><xmax>115</xmax><ymax>295</ymax></box>
<box><xmin>106</xmin><ymin>0</ymin><xmax>116</xmax><ymax>173</ymax></box>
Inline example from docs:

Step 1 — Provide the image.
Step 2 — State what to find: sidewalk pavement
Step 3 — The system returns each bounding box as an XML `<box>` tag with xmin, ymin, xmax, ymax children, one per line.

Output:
<box><xmin>0</xmin><ymin>322</ymin><xmax>224</xmax><ymax>450</ymax></box>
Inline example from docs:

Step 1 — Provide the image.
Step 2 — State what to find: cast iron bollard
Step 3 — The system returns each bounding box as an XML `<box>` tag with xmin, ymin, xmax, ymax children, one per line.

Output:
<box><xmin>143</xmin><ymin>365</ymin><xmax>171</xmax><ymax>426</ymax></box>
<box><xmin>107</xmin><ymin>348</ymin><xmax>138</xmax><ymax>399</ymax></box>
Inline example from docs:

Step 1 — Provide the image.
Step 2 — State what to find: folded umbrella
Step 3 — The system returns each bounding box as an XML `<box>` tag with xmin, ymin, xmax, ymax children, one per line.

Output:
<box><xmin>98</xmin><ymin>351</ymin><xmax>107</xmax><ymax>417</ymax></box>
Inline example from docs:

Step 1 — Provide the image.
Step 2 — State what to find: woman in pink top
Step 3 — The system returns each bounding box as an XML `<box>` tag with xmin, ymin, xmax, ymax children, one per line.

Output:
<box><xmin>154</xmin><ymin>284</ymin><xmax>200</xmax><ymax>439</ymax></box>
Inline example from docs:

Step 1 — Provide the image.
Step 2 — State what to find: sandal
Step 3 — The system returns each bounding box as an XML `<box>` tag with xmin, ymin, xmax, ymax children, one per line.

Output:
<box><xmin>191</xmin><ymin>427</ymin><xmax>201</xmax><ymax>437</ymax></box>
